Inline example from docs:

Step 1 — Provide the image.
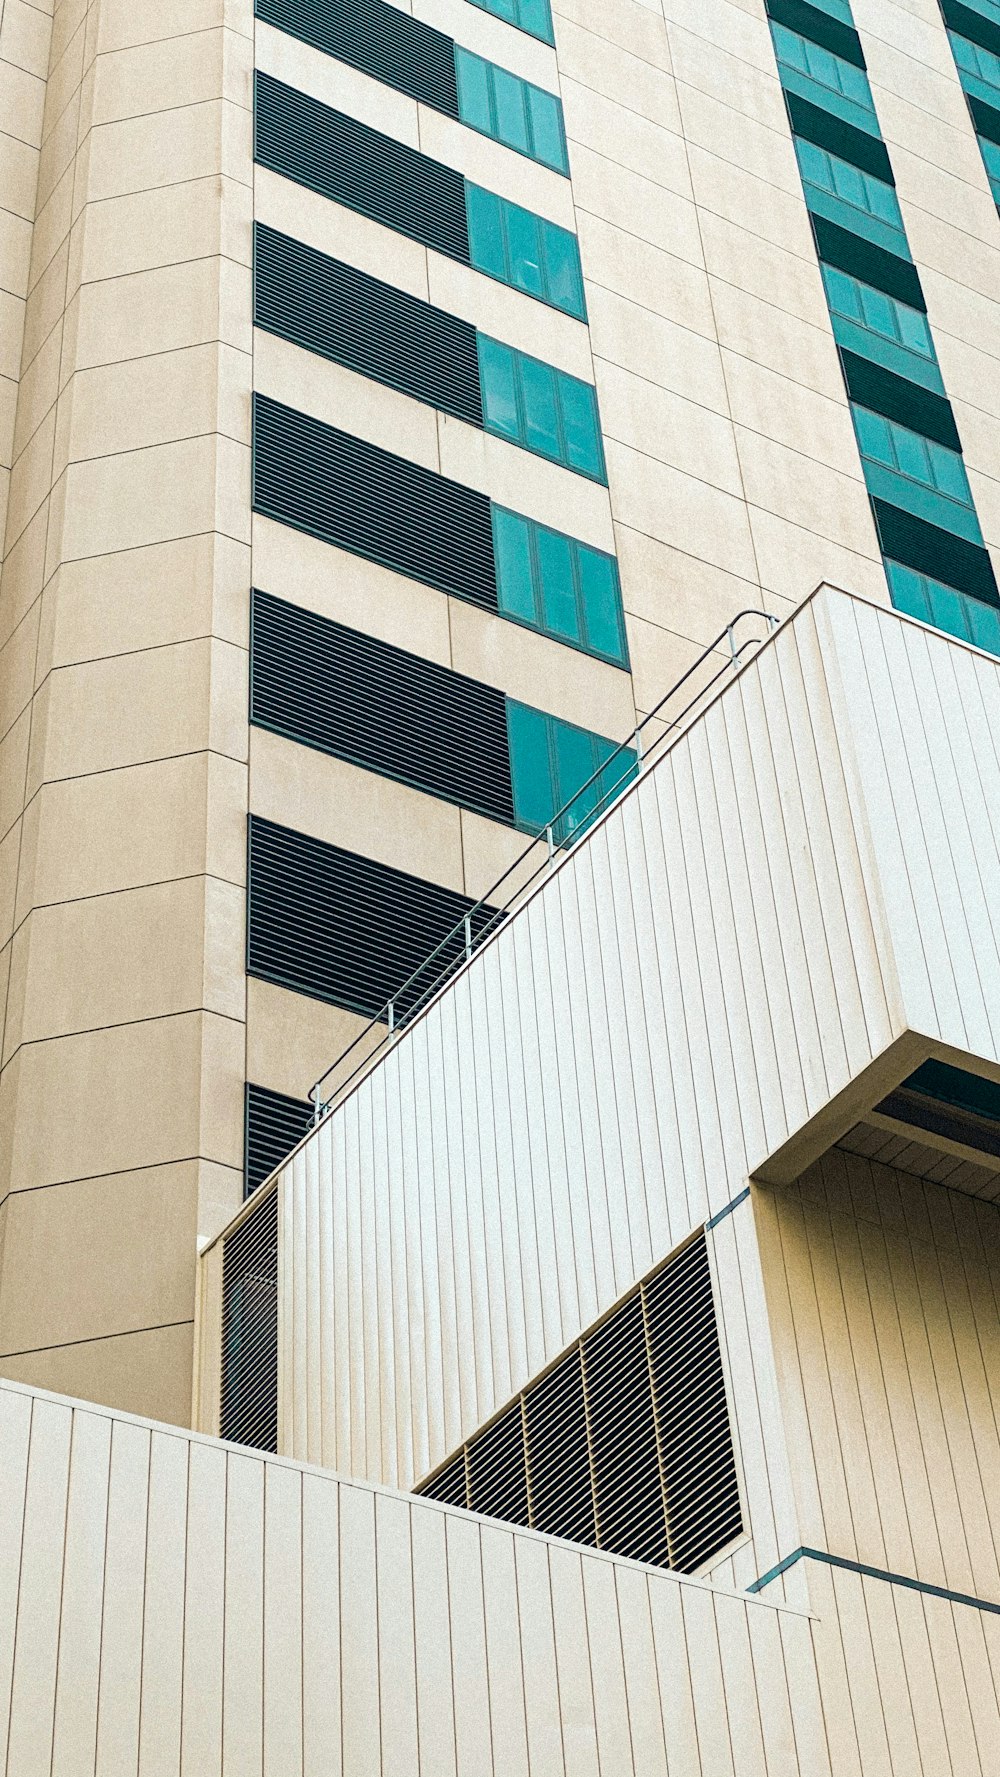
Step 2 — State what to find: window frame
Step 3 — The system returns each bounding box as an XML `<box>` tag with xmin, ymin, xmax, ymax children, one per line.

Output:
<box><xmin>455</xmin><ymin>44</ymin><xmax>569</xmax><ymax>173</ymax></box>
<box><xmin>478</xmin><ymin>333</ymin><xmax>607</xmax><ymax>482</ymax></box>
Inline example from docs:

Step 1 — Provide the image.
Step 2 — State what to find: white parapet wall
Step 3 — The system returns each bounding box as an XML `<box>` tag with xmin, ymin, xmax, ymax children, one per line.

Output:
<box><xmin>198</xmin><ymin>584</ymin><xmax>1000</xmax><ymax>1575</ymax></box>
<box><xmin>0</xmin><ymin>1376</ymin><xmax>829</xmax><ymax>1777</ymax></box>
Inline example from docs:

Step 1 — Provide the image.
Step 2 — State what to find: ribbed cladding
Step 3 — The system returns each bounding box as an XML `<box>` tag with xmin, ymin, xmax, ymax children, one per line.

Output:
<box><xmin>253</xmin><ymin>393</ymin><xmax>497</xmax><ymax>610</ymax></box>
<box><xmin>256</xmin><ymin>0</ymin><xmax>459</xmax><ymax>116</ymax></box>
<box><xmin>220</xmin><ymin>1187</ymin><xmax>278</xmax><ymax>1453</ymax></box>
<box><xmin>254</xmin><ymin>71</ymin><xmax>469</xmax><ymax>263</ymax></box>
<box><xmin>645</xmin><ymin>1234</ymin><xmax>744</xmax><ymax>1575</ymax></box>
<box><xmin>250</xmin><ymin>589</ymin><xmax>514</xmax><ymax>824</ymax></box>
<box><xmin>254</xmin><ymin>224</ymin><xmax>483</xmax><ymax>427</ymax></box>
<box><xmin>244</xmin><ymin>1081</ymin><xmax>314</xmax><ymax>1198</ymax></box>
<box><xmin>247</xmin><ymin>815</ymin><xmax>502</xmax><ymax>1021</ymax></box>
<box><xmin>416</xmin><ymin>1228</ymin><xmax>743</xmax><ymax>1577</ymax></box>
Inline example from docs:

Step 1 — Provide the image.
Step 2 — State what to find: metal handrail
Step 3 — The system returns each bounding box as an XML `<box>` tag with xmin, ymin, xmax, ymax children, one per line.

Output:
<box><xmin>308</xmin><ymin>608</ymin><xmax>780</xmax><ymax>1122</ymax></box>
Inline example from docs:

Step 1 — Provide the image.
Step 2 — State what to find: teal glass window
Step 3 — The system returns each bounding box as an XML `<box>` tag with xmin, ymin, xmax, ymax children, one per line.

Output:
<box><xmin>455</xmin><ymin>46</ymin><xmax>568</xmax><ymax>172</ymax></box>
<box><xmin>977</xmin><ymin>133</ymin><xmax>1000</xmax><ymax>203</ymax></box>
<box><xmin>507</xmin><ymin>699</ymin><xmax>637</xmax><ymax>842</ymax></box>
<box><xmin>853</xmin><ymin>406</ymin><xmax>973</xmax><ymax>506</ymax></box>
<box><xmin>465</xmin><ymin>183</ymin><xmax>586</xmax><ymax>318</ymax></box>
<box><xmin>796</xmin><ymin>139</ymin><xmax>904</xmax><ymax>231</ymax></box>
<box><xmin>478</xmin><ymin>335</ymin><xmax>606</xmax><ymax>481</ymax></box>
<box><xmin>951</xmin><ymin>31</ymin><xmax>1000</xmax><ymax>98</ymax></box>
<box><xmin>771</xmin><ymin>23</ymin><xmax>875</xmax><ymax>112</ymax></box>
<box><xmin>468</xmin><ymin>0</ymin><xmax>555</xmax><ymax>43</ymax></box>
<box><xmin>822</xmin><ymin>264</ymin><xmax>934</xmax><ymax>359</ymax></box>
<box><xmin>491</xmin><ymin>505</ymin><xmax>628</xmax><ymax>663</ymax></box>
<box><xmin>886</xmin><ymin>560</ymin><xmax>1000</xmax><ymax>657</ymax></box>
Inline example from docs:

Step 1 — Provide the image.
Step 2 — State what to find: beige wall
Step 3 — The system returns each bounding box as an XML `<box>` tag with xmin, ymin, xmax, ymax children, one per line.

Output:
<box><xmin>0</xmin><ymin>1374</ymin><xmax>827</xmax><ymax>1776</ymax></box>
<box><xmin>0</xmin><ymin>0</ymin><xmax>253</xmax><ymax>1423</ymax></box>
<box><xmin>759</xmin><ymin>1146</ymin><xmax>1000</xmax><ymax>1603</ymax></box>
<box><xmin>0</xmin><ymin>0</ymin><xmax>51</xmax><ymax>554</ymax></box>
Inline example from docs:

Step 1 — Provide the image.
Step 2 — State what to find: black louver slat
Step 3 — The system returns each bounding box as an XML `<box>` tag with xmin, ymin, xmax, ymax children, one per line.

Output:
<box><xmin>417</xmin><ymin>1228</ymin><xmax>744</xmax><ymax>1576</ymax></box>
<box><xmin>253</xmin><ymin>393</ymin><xmax>498</xmax><ymax>609</ymax></box>
<box><xmin>251</xmin><ymin>590</ymin><xmax>514</xmax><ymax>823</ymax></box>
<box><xmin>220</xmin><ymin>1189</ymin><xmax>278</xmax><ymax>1452</ymax></box>
<box><xmin>254</xmin><ymin>71</ymin><xmax>469</xmax><ymax>262</ymax></box>
<box><xmin>244</xmin><ymin>1081</ymin><xmax>314</xmax><ymax>1198</ymax></box>
<box><xmin>256</xmin><ymin>0</ymin><xmax>460</xmax><ymax>116</ymax></box>
<box><xmin>247</xmin><ymin>815</ymin><xmax>502</xmax><ymax>1021</ymax></box>
<box><xmin>873</xmin><ymin>499</ymin><xmax>1000</xmax><ymax>606</ymax></box>
<box><xmin>254</xmin><ymin>224</ymin><xmax>483</xmax><ymax>426</ymax></box>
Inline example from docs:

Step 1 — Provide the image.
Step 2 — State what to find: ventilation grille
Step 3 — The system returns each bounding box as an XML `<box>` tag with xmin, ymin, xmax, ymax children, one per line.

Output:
<box><xmin>254</xmin><ymin>71</ymin><xmax>469</xmax><ymax>262</ymax></box>
<box><xmin>253</xmin><ymin>393</ymin><xmax>497</xmax><ymax>609</ymax></box>
<box><xmin>254</xmin><ymin>224</ymin><xmax>483</xmax><ymax>427</ymax></box>
<box><xmin>248</xmin><ymin>815</ymin><xmax>502</xmax><ymax>1021</ymax></box>
<box><xmin>220</xmin><ymin>1187</ymin><xmax>278</xmax><ymax>1452</ymax></box>
<box><xmin>873</xmin><ymin>498</ymin><xmax>1000</xmax><ymax>605</ymax></box>
<box><xmin>245</xmin><ymin>1081</ymin><xmax>314</xmax><ymax>1198</ymax></box>
<box><xmin>417</xmin><ymin>1230</ymin><xmax>744</xmax><ymax>1576</ymax></box>
<box><xmin>256</xmin><ymin>0</ymin><xmax>460</xmax><ymax>116</ymax></box>
<box><xmin>251</xmin><ymin>590</ymin><xmax>514</xmax><ymax>823</ymax></box>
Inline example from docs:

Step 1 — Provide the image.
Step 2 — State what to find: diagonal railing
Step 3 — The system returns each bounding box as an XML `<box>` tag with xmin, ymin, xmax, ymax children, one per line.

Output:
<box><xmin>308</xmin><ymin>609</ymin><xmax>780</xmax><ymax>1123</ymax></box>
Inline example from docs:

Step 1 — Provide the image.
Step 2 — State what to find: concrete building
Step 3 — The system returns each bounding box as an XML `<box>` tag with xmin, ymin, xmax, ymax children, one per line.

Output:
<box><xmin>3</xmin><ymin>0</ymin><xmax>1000</xmax><ymax>1766</ymax></box>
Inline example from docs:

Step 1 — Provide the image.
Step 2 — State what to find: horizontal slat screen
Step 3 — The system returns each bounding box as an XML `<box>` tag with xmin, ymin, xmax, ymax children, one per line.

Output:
<box><xmin>254</xmin><ymin>71</ymin><xmax>469</xmax><ymax>262</ymax></box>
<box><xmin>253</xmin><ymin>393</ymin><xmax>498</xmax><ymax>608</ymax></box>
<box><xmin>251</xmin><ymin>589</ymin><xmax>514</xmax><ymax>823</ymax></box>
<box><xmin>254</xmin><ymin>224</ymin><xmax>483</xmax><ymax>426</ymax></box>
<box><xmin>248</xmin><ymin>815</ymin><xmax>501</xmax><ymax>1020</ymax></box>
<box><xmin>416</xmin><ymin>1229</ymin><xmax>744</xmax><ymax>1576</ymax></box>
<box><xmin>256</xmin><ymin>0</ymin><xmax>460</xmax><ymax>116</ymax></box>
<box><xmin>873</xmin><ymin>499</ymin><xmax>1000</xmax><ymax>604</ymax></box>
<box><xmin>220</xmin><ymin>1187</ymin><xmax>278</xmax><ymax>1452</ymax></box>
<box><xmin>245</xmin><ymin>1081</ymin><xmax>314</xmax><ymax>1198</ymax></box>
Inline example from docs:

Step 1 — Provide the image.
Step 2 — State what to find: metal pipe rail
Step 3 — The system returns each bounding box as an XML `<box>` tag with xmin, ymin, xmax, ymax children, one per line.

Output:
<box><xmin>308</xmin><ymin>609</ymin><xmax>780</xmax><ymax>1123</ymax></box>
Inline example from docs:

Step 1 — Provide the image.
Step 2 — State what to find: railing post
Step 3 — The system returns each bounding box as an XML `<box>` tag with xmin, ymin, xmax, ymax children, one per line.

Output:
<box><xmin>310</xmin><ymin>1085</ymin><xmax>324</xmax><ymax>1128</ymax></box>
<box><xmin>387</xmin><ymin>1000</ymin><xmax>395</xmax><ymax>1033</ymax></box>
<box><xmin>464</xmin><ymin>914</ymin><xmax>473</xmax><ymax>962</ymax></box>
<box><xmin>546</xmin><ymin>824</ymin><xmax>554</xmax><ymax>864</ymax></box>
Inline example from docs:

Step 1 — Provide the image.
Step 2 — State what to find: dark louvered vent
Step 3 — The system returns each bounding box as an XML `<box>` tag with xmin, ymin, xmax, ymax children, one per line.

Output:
<box><xmin>875</xmin><ymin>1058</ymin><xmax>1000</xmax><ymax>1159</ymax></box>
<box><xmin>251</xmin><ymin>590</ymin><xmax>514</xmax><ymax>823</ymax></box>
<box><xmin>245</xmin><ymin>1081</ymin><xmax>314</xmax><ymax>1198</ymax></box>
<box><xmin>416</xmin><ymin>1229</ymin><xmax>744</xmax><ymax>1576</ymax></box>
<box><xmin>254</xmin><ymin>224</ymin><xmax>482</xmax><ymax>425</ymax></box>
<box><xmin>873</xmin><ymin>499</ymin><xmax>1000</xmax><ymax>604</ymax></box>
<box><xmin>248</xmin><ymin>815</ymin><xmax>502</xmax><ymax>1020</ymax></box>
<box><xmin>254</xmin><ymin>71</ymin><xmax>469</xmax><ymax>262</ymax></box>
<box><xmin>220</xmin><ymin>1187</ymin><xmax>278</xmax><ymax>1452</ymax></box>
<box><xmin>253</xmin><ymin>394</ymin><xmax>497</xmax><ymax>608</ymax></box>
<box><xmin>256</xmin><ymin>0</ymin><xmax>460</xmax><ymax>115</ymax></box>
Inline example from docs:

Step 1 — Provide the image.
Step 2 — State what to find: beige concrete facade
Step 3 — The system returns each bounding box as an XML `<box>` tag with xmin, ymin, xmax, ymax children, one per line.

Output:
<box><xmin>0</xmin><ymin>0</ymin><xmax>252</xmax><ymax>1420</ymax></box>
<box><xmin>0</xmin><ymin>0</ymin><xmax>998</xmax><ymax>1433</ymax></box>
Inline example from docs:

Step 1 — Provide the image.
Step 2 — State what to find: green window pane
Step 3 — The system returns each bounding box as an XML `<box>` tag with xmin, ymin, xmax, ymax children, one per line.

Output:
<box><xmin>557</xmin><ymin>373</ymin><xmax>605</xmax><ymax>481</ymax></box>
<box><xmin>475</xmin><ymin>0</ymin><xmax>518</xmax><ymax>20</ymax></box>
<box><xmin>455</xmin><ymin>47</ymin><xmax>494</xmax><ymax>135</ymax></box>
<box><xmin>886</xmin><ymin>560</ymin><xmax>931</xmax><ymax>621</ymax></box>
<box><xmin>466</xmin><ymin>182</ymin><xmax>508</xmax><ymax>282</ymax></box>
<box><xmin>891</xmin><ymin>424</ymin><xmax>929</xmax><ymax>483</ymax></box>
<box><xmin>478</xmin><ymin>335</ymin><xmax>522</xmax><ymax>442</ymax></box>
<box><xmin>578</xmin><ymin>546</ymin><xmax>626</xmax><ymax>662</ymax></box>
<box><xmin>540</xmin><ymin>218</ymin><xmax>586</xmax><ymax>318</ymax></box>
<box><xmin>553</xmin><ymin>718</ymin><xmax>602</xmax><ymax>838</ymax></box>
<box><xmin>854</xmin><ymin>406</ymin><xmax>893</xmax><ymax>465</ymax></box>
<box><xmin>866</xmin><ymin>176</ymin><xmax>902</xmax><ymax>227</ymax></box>
<box><xmin>535</xmin><ymin>526</ymin><xmax>580</xmax><ymax>641</ymax></box>
<box><xmin>507</xmin><ymin>699</ymin><xmax>557</xmax><ymax>832</ymax></box>
<box><xmin>831</xmin><ymin>158</ymin><xmax>865</xmax><ymax>206</ymax></box>
<box><xmin>822</xmin><ymin>264</ymin><xmax>863</xmax><ymax>320</ymax></box>
<box><xmin>505</xmin><ymin>202</ymin><xmax>545</xmax><ymax>299</ymax></box>
<box><xmin>894</xmin><ymin>304</ymin><xmax>933</xmax><ymax>355</ymax></box>
<box><xmin>519</xmin><ymin>354</ymin><xmax>561</xmax><ymax>460</ymax></box>
<box><xmin>965</xmin><ymin>596</ymin><xmax>1000</xmax><ymax>656</ymax></box>
<box><xmin>928</xmin><ymin>439</ymin><xmax>972</xmax><ymax>504</ymax></box>
<box><xmin>518</xmin><ymin>0</ymin><xmax>555</xmax><ymax>43</ymax></box>
<box><xmin>493</xmin><ymin>65</ymin><xmax>531</xmax><ymax>154</ymax></box>
<box><xmin>795</xmin><ymin>139</ymin><xmax>827</xmax><ymax>185</ymax></box>
<box><xmin>493</xmin><ymin>506</ymin><xmax>538</xmax><ymax>624</ymax></box>
<box><xmin>526</xmin><ymin>83</ymin><xmax>568</xmax><ymax>172</ymax></box>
